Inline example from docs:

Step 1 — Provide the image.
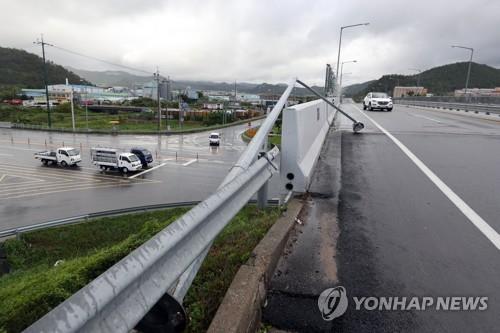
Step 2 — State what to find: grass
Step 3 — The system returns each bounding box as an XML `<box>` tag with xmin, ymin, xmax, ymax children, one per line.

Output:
<box><xmin>0</xmin><ymin>106</ymin><xmax>205</xmax><ymax>132</ymax></box>
<box><xmin>0</xmin><ymin>206</ymin><xmax>281</xmax><ymax>332</ymax></box>
<box><xmin>242</xmin><ymin>126</ymin><xmax>281</xmax><ymax>146</ymax></box>
<box><xmin>0</xmin><ymin>105</ymin><xmax>257</xmax><ymax>133</ymax></box>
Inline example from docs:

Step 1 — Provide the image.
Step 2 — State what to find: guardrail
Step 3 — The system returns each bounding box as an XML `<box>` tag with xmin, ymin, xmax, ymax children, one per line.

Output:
<box><xmin>398</xmin><ymin>95</ymin><xmax>500</xmax><ymax>104</ymax></box>
<box><xmin>25</xmin><ymin>78</ymin><xmax>363</xmax><ymax>333</ymax></box>
<box><xmin>394</xmin><ymin>99</ymin><xmax>500</xmax><ymax>115</ymax></box>
<box><xmin>0</xmin><ymin>200</ymin><xmax>280</xmax><ymax>239</ymax></box>
<box><xmin>8</xmin><ymin>114</ymin><xmax>266</xmax><ymax>135</ymax></box>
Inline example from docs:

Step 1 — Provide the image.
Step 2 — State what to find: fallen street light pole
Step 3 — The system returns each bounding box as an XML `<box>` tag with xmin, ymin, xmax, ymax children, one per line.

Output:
<box><xmin>295</xmin><ymin>79</ymin><xmax>365</xmax><ymax>133</ymax></box>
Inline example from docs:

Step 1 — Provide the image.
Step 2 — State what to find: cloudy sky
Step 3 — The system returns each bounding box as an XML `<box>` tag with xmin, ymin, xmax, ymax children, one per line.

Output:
<box><xmin>1</xmin><ymin>0</ymin><xmax>499</xmax><ymax>85</ymax></box>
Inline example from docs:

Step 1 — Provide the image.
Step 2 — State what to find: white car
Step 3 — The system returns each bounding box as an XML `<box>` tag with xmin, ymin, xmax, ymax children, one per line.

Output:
<box><xmin>363</xmin><ymin>92</ymin><xmax>393</xmax><ymax>111</ymax></box>
<box><xmin>209</xmin><ymin>132</ymin><xmax>221</xmax><ymax>146</ymax></box>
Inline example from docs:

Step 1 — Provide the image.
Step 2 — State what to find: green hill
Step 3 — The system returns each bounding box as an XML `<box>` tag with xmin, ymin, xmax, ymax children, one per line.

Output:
<box><xmin>0</xmin><ymin>47</ymin><xmax>90</xmax><ymax>98</ymax></box>
<box><xmin>353</xmin><ymin>62</ymin><xmax>500</xmax><ymax>101</ymax></box>
<box><xmin>343</xmin><ymin>80</ymin><xmax>376</xmax><ymax>97</ymax></box>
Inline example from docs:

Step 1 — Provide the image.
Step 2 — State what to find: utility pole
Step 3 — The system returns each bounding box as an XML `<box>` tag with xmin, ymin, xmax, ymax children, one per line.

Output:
<box><xmin>154</xmin><ymin>69</ymin><xmax>161</xmax><ymax>132</ymax></box>
<box><xmin>34</xmin><ymin>34</ymin><xmax>53</xmax><ymax>128</ymax></box>
<box><xmin>165</xmin><ymin>76</ymin><xmax>170</xmax><ymax>131</ymax></box>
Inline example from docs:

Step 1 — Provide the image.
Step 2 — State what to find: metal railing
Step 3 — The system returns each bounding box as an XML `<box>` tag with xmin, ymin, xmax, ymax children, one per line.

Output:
<box><xmin>25</xmin><ymin>78</ymin><xmax>363</xmax><ymax>333</ymax></box>
<box><xmin>0</xmin><ymin>200</ymin><xmax>280</xmax><ymax>239</ymax></box>
<box><xmin>8</xmin><ymin>115</ymin><xmax>267</xmax><ymax>134</ymax></box>
<box><xmin>395</xmin><ymin>99</ymin><xmax>500</xmax><ymax>115</ymax></box>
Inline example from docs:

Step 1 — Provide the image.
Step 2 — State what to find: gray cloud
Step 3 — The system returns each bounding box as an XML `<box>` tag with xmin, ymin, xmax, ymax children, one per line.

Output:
<box><xmin>1</xmin><ymin>0</ymin><xmax>498</xmax><ymax>85</ymax></box>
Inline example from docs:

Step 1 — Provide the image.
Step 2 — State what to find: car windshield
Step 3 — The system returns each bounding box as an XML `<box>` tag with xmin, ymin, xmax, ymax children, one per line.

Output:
<box><xmin>129</xmin><ymin>155</ymin><xmax>139</xmax><ymax>162</ymax></box>
<box><xmin>373</xmin><ymin>93</ymin><xmax>388</xmax><ymax>98</ymax></box>
<box><xmin>67</xmin><ymin>149</ymin><xmax>80</xmax><ymax>156</ymax></box>
<box><xmin>210</xmin><ymin>135</ymin><xmax>219</xmax><ymax>138</ymax></box>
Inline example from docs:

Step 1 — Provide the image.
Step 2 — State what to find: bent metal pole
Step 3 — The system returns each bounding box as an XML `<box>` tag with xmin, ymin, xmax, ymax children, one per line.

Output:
<box><xmin>295</xmin><ymin>79</ymin><xmax>365</xmax><ymax>133</ymax></box>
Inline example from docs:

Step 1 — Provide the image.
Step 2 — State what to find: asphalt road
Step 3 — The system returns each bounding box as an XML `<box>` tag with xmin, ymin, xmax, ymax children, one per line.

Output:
<box><xmin>265</xmin><ymin>102</ymin><xmax>500</xmax><ymax>332</ymax></box>
<box><xmin>0</xmin><ymin>120</ymin><xmax>281</xmax><ymax>230</ymax></box>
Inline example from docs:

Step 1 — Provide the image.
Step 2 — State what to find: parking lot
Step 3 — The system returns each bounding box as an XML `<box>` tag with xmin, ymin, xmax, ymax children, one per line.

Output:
<box><xmin>0</xmin><ymin>122</ymin><xmax>272</xmax><ymax>230</ymax></box>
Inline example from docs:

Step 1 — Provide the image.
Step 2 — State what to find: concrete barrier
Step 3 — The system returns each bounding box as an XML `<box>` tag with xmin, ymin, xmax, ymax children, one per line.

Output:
<box><xmin>280</xmin><ymin>99</ymin><xmax>336</xmax><ymax>193</ymax></box>
<box><xmin>0</xmin><ymin>122</ymin><xmax>12</xmax><ymax>128</ymax></box>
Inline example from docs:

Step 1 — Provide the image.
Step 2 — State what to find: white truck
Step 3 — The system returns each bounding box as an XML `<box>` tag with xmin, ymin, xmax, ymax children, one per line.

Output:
<box><xmin>34</xmin><ymin>147</ymin><xmax>82</xmax><ymax>167</ymax></box>
<box><xmin>90</xmin><ymin>147</ymin><xmax>142</xmax><ymax>173</ymax></box>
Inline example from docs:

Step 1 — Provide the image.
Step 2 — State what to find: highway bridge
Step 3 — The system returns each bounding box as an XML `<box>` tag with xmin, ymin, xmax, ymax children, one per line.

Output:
<box><xmin>264</xmin><ymin>100</ymin><xmax>500</xmax><ymax>331</ymax></box>
<box><xmin>1</xmin><ymin>86</ymin><xmax>499</xmax><ymax>332</ymax></box>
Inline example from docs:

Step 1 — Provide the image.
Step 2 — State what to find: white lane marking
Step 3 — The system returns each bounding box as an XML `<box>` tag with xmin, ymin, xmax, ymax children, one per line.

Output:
<box><xmin>182</xmin><ymin>159</ymin><xmax>197</xmax><ymax>167</ymax></box>
<box><xmin>409</xmin><ymin>113</ymin><xmax>443</xmax><ymax>124</ymax></box>
<box><xmin>129</xmin><ymin>163</ymin><xmax>167</xmax><ymax>179</ymax></box>
<box><xmin>0</xmin><ymin>174</ymin><xmax>5</xmax><ymax>183</ymax></box>
<box><xmin>0</xmin><ymin>153</ymin><xmax>13</xmax><ymax>156</ymax></box>
<box><xmin>0</xmin><ymin>181</ymin><xmax>156</xmax><ymax>200</ymax></box>
<box><xmin>353</xmin><ymin>105</ymin><xmax>500</xmax><ymax>250</ymax></box>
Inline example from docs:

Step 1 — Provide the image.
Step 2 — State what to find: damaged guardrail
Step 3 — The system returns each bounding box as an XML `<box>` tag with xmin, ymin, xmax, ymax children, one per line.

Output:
<box><xmin>26</xmin><ymin>78</ymin><xmax>364</xmax><ymax>333</ymax></box>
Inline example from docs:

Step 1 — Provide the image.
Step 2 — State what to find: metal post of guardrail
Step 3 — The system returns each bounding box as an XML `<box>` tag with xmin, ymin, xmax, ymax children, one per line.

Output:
<box><xmin>257</xmin><ymin>134</ymin><xmax>270</xmax><ymax>209</ymax></box>
<box><xmin>296</xmin><ymin>79</ymin><xmax>365</xmax><ymax>133</ymax></box>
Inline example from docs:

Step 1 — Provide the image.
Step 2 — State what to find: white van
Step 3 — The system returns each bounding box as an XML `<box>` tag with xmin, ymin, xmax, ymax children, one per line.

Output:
<box><xmin>209</xmin><ymin>132</ymin><xmax>221</xmax><ymax>146</ymax></box>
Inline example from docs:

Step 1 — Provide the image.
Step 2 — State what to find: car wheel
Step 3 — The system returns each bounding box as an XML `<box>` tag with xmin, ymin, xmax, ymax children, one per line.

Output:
<box><xmin>387</xmin><ymin>108</ymin><xmax>393</xmax><ymax>112</ymax></box>
<box><xmin>363</xmin><ymin>103</ymin><xmax>367</xmax><ymax>110</ymax></box>
<box><xmin>61</xmin><ymin>161</ymin><xmax>67</xmax><ymax>167</ymax></box>
<box><xmin>368</xmin><ymin>103</ymin><xmax>373</xmax><ymax>111</ymax></box>
<box><xmin>42</xmin><ymin>159</ymin><xmax>48</xmax><ymax>165</ymax></box>
<box><xmin>122</xmin><ymin>167</ymin><xmax>129</xmax><ymax>174</ymax></box>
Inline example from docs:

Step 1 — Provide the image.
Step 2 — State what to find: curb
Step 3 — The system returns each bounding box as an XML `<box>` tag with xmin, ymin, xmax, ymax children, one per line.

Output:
<box><xmin>207</xmin><ymin>199</ymin><xmax>304</xmax><ymax>333</ymax></box>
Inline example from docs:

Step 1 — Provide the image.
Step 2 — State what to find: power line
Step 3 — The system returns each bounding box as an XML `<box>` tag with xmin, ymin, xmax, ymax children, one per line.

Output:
<box><xmin>48</xmin><ymin>44</ymin><xmax>155</xmax><ymax>76</ymax></box>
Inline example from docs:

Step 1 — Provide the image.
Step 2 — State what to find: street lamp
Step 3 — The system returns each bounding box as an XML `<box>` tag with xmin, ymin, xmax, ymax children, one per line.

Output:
<box><xmin>335</xmin><ymin>22</ymin><xmax>369</xmax><ymax>97</ymax></box>
<box><xmin>340</xmin><ymin>60</ymin><xmax>357</xmax><ymax>103</ymax></box>
<box><xmin>451</xmin><ymin>45</ymin><xmax>474</xmax><ymax>97</ymax></box>
<box><xmin>408</xmin><ymin>68</ymin><xmax>422</xmax><ymax>87</ymax></box>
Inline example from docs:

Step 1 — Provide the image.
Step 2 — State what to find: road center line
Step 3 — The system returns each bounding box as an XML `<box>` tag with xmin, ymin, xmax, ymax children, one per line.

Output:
<box><xmin>0</xmin><ymin>174</ymin><xmax>5</xmax><ymax>183</ymax></box>
<box><xmin>129</xmin><ymin>163</ymin><xmax>167</xmax><ymax>179</ymax></box>
<box><xmin>353</xmin><ymin>104</ymin><xmax>500</xmax><ymax>250</ymax></box>
<box><xmin>182</xmin><ymin>159</ymin><xmax>197</xmax><ymax>167</ymax></box>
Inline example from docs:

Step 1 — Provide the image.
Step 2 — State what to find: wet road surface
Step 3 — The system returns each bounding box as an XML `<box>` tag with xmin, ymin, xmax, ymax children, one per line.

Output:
<box><xmin>0</xmin><ymin>120</ymin><xmax>284</xmax><ymax>230</ymax></box>
<box><xmin>264</xmin><ymin>102</ymin><xmax>500</xmax><ymax>332</ymax></box>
